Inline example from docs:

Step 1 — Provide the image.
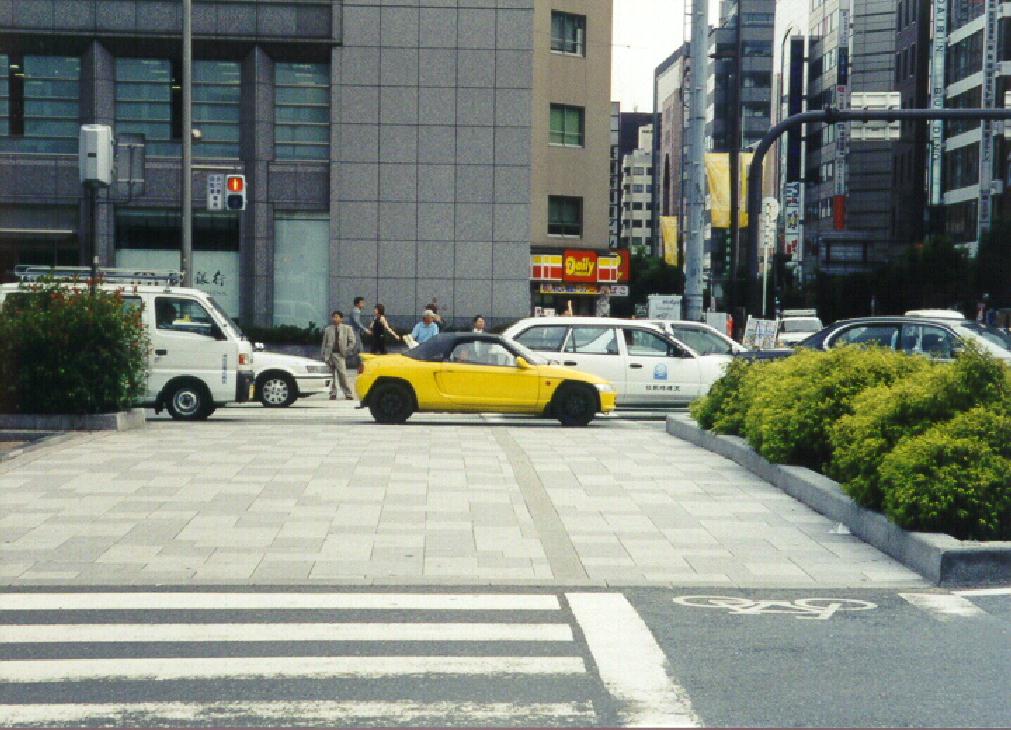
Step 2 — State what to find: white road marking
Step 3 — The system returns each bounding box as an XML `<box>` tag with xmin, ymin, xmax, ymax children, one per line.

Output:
<box><xmin>1</xmin><ymin>622</ymin><xmax>573</xmax><ymax>643</ymax></box>
<box><xmin>899</xmin><ymin>592</ymin><xmax>987</xmax><ymax>618</ymax></box>
<box><xmin>567</xmin><ymin>592</ymin><xmax>699</xmax><ymax>728</ymax></box>
<box><xmin>953</xmin><ymin>587</ymin><xmax>1011</xmax><ymax>597</ymax></box>
<box><xmin>0</xmin><ymin>656</ymin><xmax>587</xmax><ymax>683</ymax></box>
<box><xmin>0</xmin><ymin>592</ymin><xmax>560</xmax><ymax>612</ymax></box>
<box><xmin>0</xmin><ymin>701</ymin><xmax>597</xmax><ymax>727</ymax></box>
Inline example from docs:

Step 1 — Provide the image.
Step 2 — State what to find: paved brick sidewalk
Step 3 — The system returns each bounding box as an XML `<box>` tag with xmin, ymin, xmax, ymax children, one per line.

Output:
<box><xmin>0</xmin><ymin>402</ymin><xmax>926</xmax><ymax>588</ymax></box>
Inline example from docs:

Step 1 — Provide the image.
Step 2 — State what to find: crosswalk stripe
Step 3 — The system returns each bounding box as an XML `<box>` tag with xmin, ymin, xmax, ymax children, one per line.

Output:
<box><xmin>0</xmin><ymin>622</ymin><xmax>574</xmax><ymax>643</ymax></box>
<box><xmin>953</xmin><ymin>587</ymin><xmax>1011</xmax><ymax>597</ymax></box>
<box><xmin>899</xmin><ymin>592</ymin><xmax>987</xmax><ymax>618</ymax></box>
<box><xmin>0</xmin><ymin>701</ymin><xmax>598</xmax><ymax>727</ymax></box>
<box><xmin>567</xmin><ymin>592</ymin><xmax>699</xmax><ymax>728</ymax></box>
<box><xmin>0</xmin><ymin>592</ymin><xmax>561</xmax><ymax>612</ymax></box>
<box><xmin>0</xmin><ymin>656</ymin><xmax>588</xmax><ymax>683</ymax></box>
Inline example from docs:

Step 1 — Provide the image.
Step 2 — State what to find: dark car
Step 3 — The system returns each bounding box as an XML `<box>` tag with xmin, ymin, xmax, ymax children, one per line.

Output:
<box><xmin>769</xmin><ymin>315</ymin><xmax>1011</xmax><ymax>364</ymax></box>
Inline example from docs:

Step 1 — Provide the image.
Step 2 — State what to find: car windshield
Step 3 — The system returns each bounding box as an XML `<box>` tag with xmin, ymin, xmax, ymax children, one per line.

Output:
<box><xmin>782</xmin><ymin>318</ymin><xmax>822</xmax><ymax>333</ymax></box>
<box><xmin>955</xmin><ymin>322</ymin><xmax>1011</xmax><ymax>353</ymax></box>
<box><xmin>207</xmin><ymin>297</ymin><xmax>246</xmax><ymax>339</ymax></box>
<box><xmin>403</xmin><ymin>336</ymin><xmax>447</xmax><ymax>362</ymax></box>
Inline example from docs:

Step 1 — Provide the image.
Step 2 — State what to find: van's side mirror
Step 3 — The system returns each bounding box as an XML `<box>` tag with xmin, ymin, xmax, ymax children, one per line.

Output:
<box><xmin>516</xmin><ymin>356</ymin><xmax>532</xmax><ymax>370</ymax></box>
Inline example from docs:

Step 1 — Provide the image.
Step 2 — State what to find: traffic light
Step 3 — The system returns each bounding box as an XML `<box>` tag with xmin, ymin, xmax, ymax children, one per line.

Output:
<box><xmin>225</xmin><ymin>174</ymin><xmax>246</xmax><ymax>211</ymax></box>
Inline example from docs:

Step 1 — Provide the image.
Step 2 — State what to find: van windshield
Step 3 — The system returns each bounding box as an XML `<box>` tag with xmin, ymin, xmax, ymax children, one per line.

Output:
<box><xmin>207</xmin><ymin>297</ymin><xmax>246</xmax><ymax>339</ymax></box>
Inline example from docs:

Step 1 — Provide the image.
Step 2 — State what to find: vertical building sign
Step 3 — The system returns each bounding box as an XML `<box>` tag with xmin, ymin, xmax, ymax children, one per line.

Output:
<box><xmin>783</xmin><ymin>182</ymin><xmax>802</xmax><ymax>262</ymax></box>
<box><xmin>928</xmin><ymin>0</ymin><xmax>947</xmax><ymax>206</ymax></box>
<box><xmin>978</xmin><ymin>0</ymin><xmax>998</xmax><ymax>237</ymax></box>
<box><xmin>834</xmin><ymin>7</ymin><xmax>850</xmax><ymax>200</ymax></box>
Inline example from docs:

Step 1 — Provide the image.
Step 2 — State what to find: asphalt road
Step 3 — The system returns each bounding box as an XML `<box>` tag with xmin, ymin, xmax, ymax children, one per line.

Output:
<box><xmin>0</xmin><ymin>586</ymin><xmax>1007</xmax><ymax>727</ymax></box>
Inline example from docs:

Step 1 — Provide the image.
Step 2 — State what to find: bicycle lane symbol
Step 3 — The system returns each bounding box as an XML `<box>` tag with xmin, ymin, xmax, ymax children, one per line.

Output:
<box><xmin>673</xmin><ymin>595</ymin><xmax>878</xmax><ymax>621</ymax></box>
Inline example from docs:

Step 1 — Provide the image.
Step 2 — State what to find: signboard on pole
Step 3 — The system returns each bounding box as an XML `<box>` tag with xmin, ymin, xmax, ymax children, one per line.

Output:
<box><xmin>783</xmin><ymin>182</ymin><xmax>802</xmax><ymax>262</ymax></box>
<box><xmin>742</xmin><ymin>316</ymin><xmax>778</xmax><ymax>350</ymax></box>
<box><xmin>206</xmin><ymin>173</ymin><xmax>224</xmax><ymax>211</ymax></box>
<box><xmin>977</xmin><ymin>0</ymin><xmax>998</xmax><ymax>238</ymax></box>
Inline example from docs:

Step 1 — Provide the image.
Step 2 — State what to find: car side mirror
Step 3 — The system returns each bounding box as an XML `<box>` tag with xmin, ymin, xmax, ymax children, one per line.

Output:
<box><xmin>516</xmin><ymin>356</ymin><xmax>532</xmax><ymax>370</ymax></box>
<box><xmin>254</xmin><ymin>341</ymin><xmax>265</xmax><ymax>352</ymax></box>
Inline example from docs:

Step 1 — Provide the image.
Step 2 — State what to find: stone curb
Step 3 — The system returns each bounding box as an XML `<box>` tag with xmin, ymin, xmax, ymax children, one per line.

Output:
<box><xmin>0</xmin><ymin>409</ymin><xmax>146</xmax><ymax>432</ymax></box>
<box><xmin>666</xmin><ymin>414</ymin><xmax>1011</xmax><ymax>587</ymax></box>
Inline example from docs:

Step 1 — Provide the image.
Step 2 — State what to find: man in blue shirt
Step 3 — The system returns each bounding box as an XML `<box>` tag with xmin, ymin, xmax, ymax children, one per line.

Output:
<box><xmin>411</xmin><ymin>309</ymin><xmax>440</xmax><ymax>344</ymax></box>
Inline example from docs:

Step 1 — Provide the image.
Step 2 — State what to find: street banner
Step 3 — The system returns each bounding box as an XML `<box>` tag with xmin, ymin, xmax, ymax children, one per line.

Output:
<box><xmin>704</xmin><ymin>153</ymin><xmax>753</xmax><ymax>228</ymax></box>
<box><xmin>659</xmin><ymin>217</ymin><xmax>679</xmax><ymax>266</ymax></box>
<box><xmin>783</xmin><ymin>181</ymin><xmax>802</xmax><ymax>262</ymax></box>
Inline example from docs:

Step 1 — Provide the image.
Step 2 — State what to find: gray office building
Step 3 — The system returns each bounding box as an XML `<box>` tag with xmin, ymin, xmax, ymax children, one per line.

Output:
<box><xmin>0</xmin><ymin>0</ymin><xmax>543</xmax><ymax>328</ymax></box>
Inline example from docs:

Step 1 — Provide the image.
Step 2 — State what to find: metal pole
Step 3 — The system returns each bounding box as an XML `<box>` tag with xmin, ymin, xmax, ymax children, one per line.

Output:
<box><xmin>728</xmin><ymin>8</ymin><xmax>742</xmax><ymax>309</ymax></box>
<box><xmin>684</xmin><ymin>0</ymin><xmax>708</xmax><ymax>321</ymax></box>
<box><xmin>181</xmin><ymin>0</ymin><xmax>193</xmax><ymax>286</ymax></box>
<box><xmin>745</xmin><ymin>107</ymin><xmax>1011</xmax><ymax>316</ymax></box>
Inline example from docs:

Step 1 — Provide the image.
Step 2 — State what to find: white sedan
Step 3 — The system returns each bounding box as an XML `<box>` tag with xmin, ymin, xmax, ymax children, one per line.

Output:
<box><xmin>253</xmin><ymin>348</ymin><xmax>331</xmax><ymax>407</ymax></box>
<box><xmin>501</xmin><ymin>316</ymin><xmax>730</xmax><ymax>407</ymax></box>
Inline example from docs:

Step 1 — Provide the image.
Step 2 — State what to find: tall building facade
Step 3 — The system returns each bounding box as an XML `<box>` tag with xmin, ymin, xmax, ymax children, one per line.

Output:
<box><xmin>619</xmin><ymin>124</ymin><xmax>654</xmax><ymax>256</ymax></box>
<box><xmin>654</xmin><ymin>44</ymin><xmax>690</xmax><ymax>261</ymax></box>
<box><xmin>0</xmin><ymin>0</ymin><xmax>611</xmax><ymax>327</ymax></box>
<box><xmin>803</xmin><ymin>0</ymin><xmax>896</xmax><ymax>274</ymax></box>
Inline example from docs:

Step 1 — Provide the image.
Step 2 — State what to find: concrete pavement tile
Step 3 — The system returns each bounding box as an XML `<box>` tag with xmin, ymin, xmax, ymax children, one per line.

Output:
<box><xmin>572</xmin><ymin>541</ymin><xmax>630</xmax><ymax>559</ymax></box>
<box><xmin>745</xmin><ymin>562</ymin><xmax>811</xmax><ymax>578</ymax></box>
<box><xmin>661</xmin><ymin>528</ymin><xmax>719</xmax><ymax>545</ymax></box>
<box><xmin>582</xmin><ymin>556</ymin><xmax>636</xmax><ymax>567</ymax></box>
<box><xmin>97</xmin><ymin>545</ymin><xmax>161</xmax><ymax>564</ymax></box>
<box><xmin>18</xmin><ymin>571</ymin><xmax>81</xmax><ymax>581</ymax></box>
<box><xmin>603</xmin><ymin>514</ymin><xmax>659</xmax><ymax>533</ymax></box>
<box><xmin>252</xmin><ymin>560</ymin><xmax>314</xmax><ymax>581</ymax></box>
<box><xmin>0</xmin><ymin>563</ymin><xmax>32</xmax><ymax>577</ymax></box>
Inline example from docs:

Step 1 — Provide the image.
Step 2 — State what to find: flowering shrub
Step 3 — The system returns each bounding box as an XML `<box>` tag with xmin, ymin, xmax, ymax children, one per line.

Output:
<box><xmin>0</xmin><ymin>281</ymin><xmax>149</xmax><ymax>414</ymax></box>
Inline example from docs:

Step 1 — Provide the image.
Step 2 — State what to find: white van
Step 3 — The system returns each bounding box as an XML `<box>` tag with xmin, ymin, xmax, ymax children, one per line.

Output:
<box><xmin>501</xmin><ymin>316</ymin><xmax>731</xmax><ymax>406</ymax></box>
<box><xmin>1</xmin><ymin>267</ymin><xmax>254</xmax><ymax>420</ymax></box>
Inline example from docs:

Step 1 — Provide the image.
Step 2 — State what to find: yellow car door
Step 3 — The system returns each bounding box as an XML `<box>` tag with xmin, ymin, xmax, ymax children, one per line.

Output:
<box><xmin>435</xmin><ymin>340</ymin><xmax>540</xmax><ymax>410</ymax></box>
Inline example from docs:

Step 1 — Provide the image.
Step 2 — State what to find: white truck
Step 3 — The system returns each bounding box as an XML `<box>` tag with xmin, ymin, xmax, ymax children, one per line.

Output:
<box><xmin>1</xmin><ymin>267</ymin><xmax>255</xmax><ymax>420</ymax></box>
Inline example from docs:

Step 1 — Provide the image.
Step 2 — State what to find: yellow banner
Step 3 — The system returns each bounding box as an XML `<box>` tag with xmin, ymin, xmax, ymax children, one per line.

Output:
<box><xmin>704</xmin><ymin>153</ymin><xmax>752</xmax><ymax>228</ymax></box>
<box><xmin>659</xmin><ymin>217</ymin><xmax>679</xmax><ymax>266</ymax></box>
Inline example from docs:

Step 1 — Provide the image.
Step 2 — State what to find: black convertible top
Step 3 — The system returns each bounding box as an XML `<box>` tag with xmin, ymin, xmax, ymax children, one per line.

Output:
<box><xmin>403</xmin><ymin>332</ymin><xmax>511</xmax><ymax>362</ymax></box>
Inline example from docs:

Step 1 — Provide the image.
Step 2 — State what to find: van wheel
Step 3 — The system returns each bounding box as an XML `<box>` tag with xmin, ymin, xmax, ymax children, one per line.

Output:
<box><xmin>552</xmin><ymin>383</ymin><xmax>597</xmax><ymax>427</ymax></box>
<box><xmin>165</xmin><ymin>381</ymin><xmax>212</xmax><ymax>421</ymax></box>
<box><xmin>368</xmin><ymin>382</ymin><xmax>414</xmax><ymax>424</ymax></box>
<box><xmin>258</xmin><ymin>372</ymin><xmax>297</xmax><ymax>408</ymax></box>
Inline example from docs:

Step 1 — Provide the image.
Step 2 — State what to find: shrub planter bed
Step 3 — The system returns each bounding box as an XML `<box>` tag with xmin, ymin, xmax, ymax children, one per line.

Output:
<box><xmin>667</xmin><ymin>413</ymin><xmax>1011</xmax><ymax>586</ymax></box>
<box><xmin>0</xmin><ymin>409</ymin><xmax>146</xmax><ymax>432</ymax></box>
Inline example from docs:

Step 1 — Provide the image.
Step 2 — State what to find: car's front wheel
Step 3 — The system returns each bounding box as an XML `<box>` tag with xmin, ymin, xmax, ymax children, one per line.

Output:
<box><xmin>368</xmin><ymin>381</ymin><xmax>414</xmax><ymax>424</ymax></box>
<box><xmin>258</xmin><ymin>372</ymin><xmax>298</xmax><ymax>408</ymax></box>
<box><xmin>165</xmin><ymin>381</ymin><xmax>213</xmax><ymax>421</ymax></box>
<box><xmin>552</xmin><ymin>383</ymin><xmax>598</xmax><ymax>427</ymax></box>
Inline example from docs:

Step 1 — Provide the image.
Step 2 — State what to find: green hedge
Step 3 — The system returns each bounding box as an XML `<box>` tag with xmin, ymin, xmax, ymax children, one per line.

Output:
<box><xmin>828</xmin><ymin>346</ymin><xmax>1009</xmax><ymax>510</ymax></box>
<box><xmin>0</xmin><ymin>282</ymin><xmax>149</xmax><ymax>415</ymax></box>
<box><xmin>690</xmin><ymin>345</ymin><xmax>1011</xmax><ymax>540</ymax></box>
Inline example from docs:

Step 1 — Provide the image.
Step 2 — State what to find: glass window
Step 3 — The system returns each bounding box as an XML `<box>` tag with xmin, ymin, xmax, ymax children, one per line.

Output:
<box><xmin>449</xmin><ymin>341</ymin><xmax>516</xmax><ymax>367</ymax></box>
<box><xmin>275</xmin><ymin>63</ymin><xmax>329</xmax><ymax>160</ymax></box>
<box><xmin>551</xmin><ymin>11</ymin><xmax>586</xmax><ymax>56</ymax></box>
<box><xmin>669</xmin><ymin>326</ymin><xmax>733</xmax><ymax>355</ymax></box>
<box><xmin>274</xmin><ymin>216</ymin><xmax>329</xmax><ymax>326</ymax></box>
<box><xmin>831</xmin><ymin>325</ymin><xmax>900</xmax><ymax>349</ymax></box>
<box><xmin>0</xmin><ymin>54</ymin><xmax>80</xmax><ymax>153</ymax></box>
<box><xmin>193</xmin><ymin>61</ymin><xmax>240</xmax><ymax>158</ymax></box>
<box><xmin>900</xmin><ymin>324</ymin><xmax>957</xmax><ymax>358</ymax></box>
<box><xmin>566</xmin><ymin>327</ymin><xmax>618</xmax><ymax>355</ymax></box>
<box><xmin>548</xmin><ymin>196</ymin><xmax>582</xmax><ymax>237</ymax></box>
<box><xmin>116</xmin><ymin>58</ymin><xmax>178</xmax><ymax>157</ymax></box>
<box><xmin>622</xmin><ymin>328</ymin><xmax>673</xmax><ymax>357</ymax></box>
<box><xmin>154</xmin><ymin>297</ymin><xmax>217</xmax><ymax>336</ymax></box>
<box><xmin>549</xmin><ymin>104</ymin><xmax>584</xmax><ymax>146</ymax></box>
<box><xmin>514</xmin><ymin>325</ymin><xmax>569</xmax><ymax>352</ymax></box>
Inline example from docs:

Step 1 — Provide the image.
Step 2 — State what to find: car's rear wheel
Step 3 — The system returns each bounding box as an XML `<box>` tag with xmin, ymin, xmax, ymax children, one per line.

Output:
<box><xmin>368</xmin><ymin>381</ymin><xmax>414</xmax><ymax>424</ymax></box>
<box><xmin>552</xmin><ymin>383</ymin><xmax>597</xmax><ymax>427</ymax></box>
<box><xmin>258</xmin><ymin>372</ymin><xmax>298</xmax><ymax>408</ymax></box>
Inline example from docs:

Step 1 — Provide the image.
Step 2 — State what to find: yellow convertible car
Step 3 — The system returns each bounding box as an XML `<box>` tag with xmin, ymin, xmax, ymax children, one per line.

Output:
<box><xmin>356</xmin><ymin>332</ymin><xmax>617</xmax><ymax>426</ymax></box>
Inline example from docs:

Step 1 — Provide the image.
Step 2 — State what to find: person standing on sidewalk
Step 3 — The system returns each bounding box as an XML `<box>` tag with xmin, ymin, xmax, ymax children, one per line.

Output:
<box><xmin>321</xmin><ymin>310</ymin><xmax>356</xmax><ymax>400</ymax></box>
<box><xmin>370</xmin><ymin>303</ymin><xmax>400</xmax><ymax>354</ymax></box>
<box><xmin>350</xmin><ymin>296</ymin><xmax>369</xmax><ymax>347</ymax></box>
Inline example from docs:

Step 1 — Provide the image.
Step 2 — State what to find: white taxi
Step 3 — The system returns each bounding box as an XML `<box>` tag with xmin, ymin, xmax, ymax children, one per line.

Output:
<box><xmin>501</xmin><ymin>316</ymin><xmax>731</xmax><ymax>406</ymax></box>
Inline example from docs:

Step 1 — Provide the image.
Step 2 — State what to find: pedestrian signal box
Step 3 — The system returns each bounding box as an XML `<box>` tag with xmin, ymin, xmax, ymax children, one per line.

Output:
<box><xmin>225</xmin><ymin>174</ymin><xmax>247</xmax><ymax>210</ymax></box>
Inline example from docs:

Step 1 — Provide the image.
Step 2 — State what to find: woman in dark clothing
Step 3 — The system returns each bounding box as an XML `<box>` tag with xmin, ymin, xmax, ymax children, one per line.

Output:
<box><xmin>370</xmin><ymin>303</ymin><xmax>400</xmax><ymax>354</ymax></box>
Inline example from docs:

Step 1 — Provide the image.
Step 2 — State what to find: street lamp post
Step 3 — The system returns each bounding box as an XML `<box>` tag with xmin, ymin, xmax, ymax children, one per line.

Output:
<box><xmin>745</xmin><ymin>106</ymin><xmax>1011</xmax><ymax>317</ymax></box>
<box><xmin>181</xmin><ymin>0</ymin><xmax>193</xmax><ymax>287</ymax></box>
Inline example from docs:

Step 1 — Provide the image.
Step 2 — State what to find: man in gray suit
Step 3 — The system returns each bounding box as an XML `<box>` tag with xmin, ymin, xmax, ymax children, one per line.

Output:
<box><xmin>322</xmin><ymin>310</ymin><xmax>356</xmax><ymax>400</ymax></box>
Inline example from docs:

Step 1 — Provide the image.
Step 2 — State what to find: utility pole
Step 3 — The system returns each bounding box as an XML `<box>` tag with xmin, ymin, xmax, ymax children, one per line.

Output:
<box><xmin>727</xmin><ymin>2</ymin><xmax>743</xmax><ymax>316</ymax></box>
<box><xmin>684</xmin><ymin>0</ymin><xmax>708</xmax><ymax>321</ymax></box>
<box><xmin>181</xmin><ymin>0</ymin><xmax>193</xmax><ymax>286</ymax></box>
